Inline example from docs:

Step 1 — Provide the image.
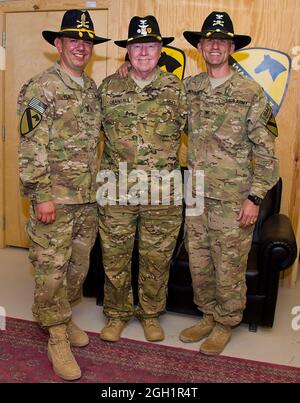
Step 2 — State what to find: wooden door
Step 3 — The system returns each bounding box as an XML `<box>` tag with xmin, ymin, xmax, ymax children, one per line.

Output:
<box><xmin>4</xmin><ymin>9</ymin><xmax>108</xmax><ymax>247</ymax></box>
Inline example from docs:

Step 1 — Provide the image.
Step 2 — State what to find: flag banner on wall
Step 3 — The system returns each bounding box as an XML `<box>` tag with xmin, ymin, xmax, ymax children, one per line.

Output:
<box><xmin>159</xmin><ymin>45</ymin><xmax>186</xmax><ymax>80</ymax></box>
<box><xmin>231</xmin><ymin>48</ymin><xmax>291</xmax><ymax>116</ymax></box>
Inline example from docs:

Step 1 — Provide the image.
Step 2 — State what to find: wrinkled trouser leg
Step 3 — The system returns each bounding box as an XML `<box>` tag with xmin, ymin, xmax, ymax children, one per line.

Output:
<box><xmin>28</xmin><ymin>203</ymin><xmax>98</xmax><ymax>328</ymax></box>
<box><xmin>99</xmin><ymin>205</ymin><xmax>137</xmax><ymax>321</ymax></box>
<box><xmin>99</xmin><ymin>205</ymin><xmax>182</xmax><ymax>320</ymax></box>
<box><xmin>185</xmin><ymin>198</ymin><xmax>253</xmax><ymax>327</ymax></box>
<box><xmin>66</xmin><ymin>204</ymin><xmax>98</xmax><ymax>306</ymax></box>
<box><xmin>135</xmin><ymin>205</ymin><xmax>182</xmax><ymax>319</ymax></box>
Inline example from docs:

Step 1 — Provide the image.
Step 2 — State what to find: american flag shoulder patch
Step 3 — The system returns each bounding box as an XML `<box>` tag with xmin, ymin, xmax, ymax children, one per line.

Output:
<box><xmin>28</xmin><ymin>97</ymin><xmax>48</xmax><ymax>114</ymax></box>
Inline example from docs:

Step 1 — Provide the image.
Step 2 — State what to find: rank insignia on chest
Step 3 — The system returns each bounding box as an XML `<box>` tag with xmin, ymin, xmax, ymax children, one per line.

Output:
<box><xmin>20</xmin><ymin>97</ymin><xmax>47</xmax><ymax>135</ymax></box>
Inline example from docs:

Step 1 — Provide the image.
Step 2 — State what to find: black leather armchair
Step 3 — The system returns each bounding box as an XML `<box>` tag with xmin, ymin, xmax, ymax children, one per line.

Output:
<box><xmin>83</xmin><ymin>178</ymin><xmax>298</xmax><ymax>332</ymax></box>
<box><xmin>166</xmin><ymin>178</ymin><xmax>298</xmax><ymax>331</ymax></box>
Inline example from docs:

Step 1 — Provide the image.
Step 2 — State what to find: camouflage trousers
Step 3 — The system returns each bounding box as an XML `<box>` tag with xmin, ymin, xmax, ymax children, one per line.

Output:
<box><xmin>99</xmin><ymin>204</ymin><xmax>182</xmax><ymax>320</ymax></box>
<box><xmin>185</xmin><ymin>198</ymin><xmax>254</xmax><ymax>327</ymax></box>
<box><xmin>27</xmin><ymin>203</ymin><xmax>98</xmax><ymax>328</ymax></box>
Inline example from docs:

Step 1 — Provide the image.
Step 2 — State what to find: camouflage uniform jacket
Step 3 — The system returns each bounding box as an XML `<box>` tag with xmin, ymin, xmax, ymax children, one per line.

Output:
<box><xmin>185</xmin><ymin>70</ymin><xmax>279</xmax><ymax>202</ymax></box>
<box><xmin>98</xmin><ymin>67</ymin><xmax>187</xmax><ymax>203</ymax></box>
<box><xmin>18</xmin><ymin>62</ymin><xmax>101</xmax><ymax>204</ymax></box>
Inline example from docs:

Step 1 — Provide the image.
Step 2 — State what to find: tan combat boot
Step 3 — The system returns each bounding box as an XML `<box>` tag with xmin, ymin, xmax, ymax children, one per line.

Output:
<box><xmin>179</xmin><ymin>315</ymin><xmax>215</xmax><ymax>343</ymax></box>
<box><xmin>200</xmin><ymin>323</ymin><xmax>231</xmax><ymax>355</ymax></box>
<box><xmin>141</xmin><ymin>318</ymin><xmax>165</xmax><ymax>342</ymax></box>
<box><xmin>48</xmin><ymin>324</ymin><xmax>81</xmax><ymax>381</ymax></box>
<box><xmin>67</xmin><ymin>320</ymin><xmax>89</xmax><ymax>347</ymax></box>
<box><xmin>100</xmin><ymin>318</ymin><xmax>126</xmax><ymax>342</ymax></box>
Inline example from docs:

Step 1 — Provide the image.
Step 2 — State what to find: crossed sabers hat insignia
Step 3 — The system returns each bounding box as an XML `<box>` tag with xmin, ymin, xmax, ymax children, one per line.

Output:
<box><xmin>42</xmin><ymin>9</ymin><xmax>110</xmax><ymax>46</ymax></box>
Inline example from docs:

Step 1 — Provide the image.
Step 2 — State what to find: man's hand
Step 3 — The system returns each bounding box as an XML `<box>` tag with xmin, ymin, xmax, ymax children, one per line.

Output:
<box><xmin>116</xmin><ymin>61</ymin><xmax>131</xmax><ymax>77</ymax></box>
<box><xmin>35</xmin><ymin>201</ymin><xmax>56</xmax><ymax>224</ymax></box>
<box><xmin>237</xmin><ymin>199</ymin><xmax>259</xmax><ymax>228</ymax></box>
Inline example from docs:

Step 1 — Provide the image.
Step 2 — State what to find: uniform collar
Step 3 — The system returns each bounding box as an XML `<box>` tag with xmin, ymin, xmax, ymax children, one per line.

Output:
<box><xmin>127</xmin><ymin>66</ymin><xmax>161</xmax><ymax>88</ymax></box>
<box><xmin>202</xmin><ymin>68</ymin><xmax>237</xmax><ymax>93</ymax></box>
<box><xmin>54</xmin><ymin>62</ymin><xmax>92</xmax><ymax>90</ymax></box>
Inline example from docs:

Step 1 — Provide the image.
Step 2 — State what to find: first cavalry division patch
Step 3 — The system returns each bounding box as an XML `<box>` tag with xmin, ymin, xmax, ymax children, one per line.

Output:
<box><xmin>159</xmin><ymin>45</ymin><xmax>186</xmax><ymax>80</ymax></box>
<box><xmin>20</xmin><ymin>97</ymin><xmax>47</xmax><ymax>135</ymax></box>
<box><xmin>230</xmin><ymin>48</ymin><xmax>291</xmax><ymax>116</ymax></box>
<box><xmin>266</xmin><ymin>112</ymin><xmax>278</xmax><ymax>137</ymax></box>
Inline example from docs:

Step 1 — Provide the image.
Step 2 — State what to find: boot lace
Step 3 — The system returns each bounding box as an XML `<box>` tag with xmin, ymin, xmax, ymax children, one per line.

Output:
<box><xmin>107</xmin><ymin>318</ymin><xmax>123</xmax><ymax>328</ymax></box>
<box><xmin>144</xmin><ymin>318</ymin><xmax>159</xmax><ymax>328</ymax></box>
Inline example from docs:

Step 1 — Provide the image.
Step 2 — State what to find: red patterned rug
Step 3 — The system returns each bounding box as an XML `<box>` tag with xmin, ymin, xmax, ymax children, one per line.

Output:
<box><xmin>0</xmin><ymin>317</ymin><xmax>299</xmax><ymax>383</ymax></box>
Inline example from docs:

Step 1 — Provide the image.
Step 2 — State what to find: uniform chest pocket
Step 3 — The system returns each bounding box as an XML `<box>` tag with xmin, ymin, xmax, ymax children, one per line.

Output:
<box><xmin>153</xmin><ymin>99</ymin><xmax>177</xmax><ymax>123</ymax></box>
<box><xmin>214</xmin><ymin>100</ymin><xmax>250</xmax><ymax>149</ymax></box>
<box><xmin>55</xmin><ymin>93</ymin><xmax>77</xmax><ymax>110</ymax></box>
<box><xmin>195</xmin><ymin>99</ymin><xmax>227</xmax><ymax>134</ymax></box>
<box><xmin>54</xmin><ymin>93</ymin><xmax>79</xmax><ymax>136</ymax></box>
<box><xmin>55</xmin><ymin>93</ymin><xmax>78</xmax><ymax>114</ymax></box>
<box><xmin>103</xmin><ymin>96</ymin><xmax>134</xmax><ymax>126</ymax></box>
<box><xmin>222</xmin><ymin>97</ymin><xmax>250</xmax><ymax>124</ymax></box>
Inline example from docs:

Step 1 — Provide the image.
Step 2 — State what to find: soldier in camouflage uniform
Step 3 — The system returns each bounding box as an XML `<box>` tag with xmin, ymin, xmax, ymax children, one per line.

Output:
<box><xmin>179</xmin><ymin>11</ymin><xmax>279</xmax><ymax>355</ymax></box>
<box><xmin>97</xmin><ymin>16</ymin><xmax>187</xmax><ymax>343</ymax></box>
<box><xmin>18</xmin><ymin>10</ymin><xmax>109</xmax><ymax>380</ymax></box>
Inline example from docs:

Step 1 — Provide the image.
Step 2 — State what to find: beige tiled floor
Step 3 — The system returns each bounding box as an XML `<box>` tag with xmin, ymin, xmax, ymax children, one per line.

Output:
<box><xmin>0</xmin><ymin>246</ymin><xmax>299</xmax><ymax>367</ymax></box>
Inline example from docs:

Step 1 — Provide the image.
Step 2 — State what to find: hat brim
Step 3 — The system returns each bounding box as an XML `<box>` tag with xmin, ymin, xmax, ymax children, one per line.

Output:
<box><xmin>114</xmin><ymin>35</ymin><xmax>174</xmax><ymax>48</ymax></box>
<box><xmin>42</xmin><ymin>30</ymin><xmax>110</xmax><ymax>46</ymax></box>
<box><xmin>183</xmin><ymin>31</ymin><xmax>251</xmax><ymax>51</ymax></box>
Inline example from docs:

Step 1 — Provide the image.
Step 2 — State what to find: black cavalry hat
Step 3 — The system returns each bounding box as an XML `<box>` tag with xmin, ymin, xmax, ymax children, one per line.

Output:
<box><xmin>114</xmin><ymin>15</ymin><xmax>174</xmax><ymax>48</ymax></box>
<box><xmin>183</xmin><ymin>11</ymin><xmax>251</xmax><ymax>50</ymax></box>
<box><xmin>42</xmin><ymin>9</ymin><xmax>110</xmax><ymax>46</ymax></box>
